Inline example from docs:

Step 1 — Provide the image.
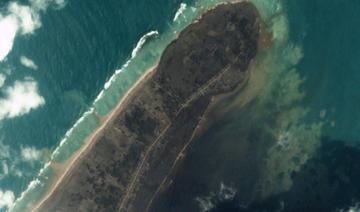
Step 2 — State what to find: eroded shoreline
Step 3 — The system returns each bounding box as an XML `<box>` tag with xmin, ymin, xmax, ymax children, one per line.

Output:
<box><xmin>30</xmin><ymin>65</ymin><xmax>158</xmax><ymax>212</ymax></box>
<box><xmin>33</xmin><ymin>2</ymin><xmax>260</xmax><ymax>211</ymax></box>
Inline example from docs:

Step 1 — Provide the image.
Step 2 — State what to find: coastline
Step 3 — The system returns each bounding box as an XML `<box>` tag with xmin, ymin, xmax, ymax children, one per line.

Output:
<box><xmin>31</xmin><ymin>64</ymin><xmax>158</xmax><ymax>212</ymax></box>
<box><xmin>29</xmin><ymin>2</ymin><xmax>260</xmax><ymax>211</ymax></box>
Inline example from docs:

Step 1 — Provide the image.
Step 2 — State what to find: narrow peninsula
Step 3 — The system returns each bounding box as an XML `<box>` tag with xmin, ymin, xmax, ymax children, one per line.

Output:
<box><xmin>34</xmin><ymin>2</ymin><xmax>260</xmax><ymax>211</ymax></box>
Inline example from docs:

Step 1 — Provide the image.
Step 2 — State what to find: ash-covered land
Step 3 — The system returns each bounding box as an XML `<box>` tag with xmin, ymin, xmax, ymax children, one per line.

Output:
<box><xmin>35</xmin><ymin>2</ymin><xmax>260</xmax><ymax>212</ymax></box>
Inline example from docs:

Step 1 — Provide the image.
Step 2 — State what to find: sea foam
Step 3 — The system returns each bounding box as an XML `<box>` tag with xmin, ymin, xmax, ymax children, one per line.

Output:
<box><xmin>10</xmin><ymin>0</ymin><xmax>252</xmax><ymax>211</ymax></box>
<box><xmin>94</xmin><ymin>30</ymin><xmax>159</xmax><ymax>103</ymax></box>
<box><xmin>10</xmin><ymin>30</ymin><xmax>161</xmax><ymax>212</ymax></box>
<box><xmin>173</xmin><ymin>3</ymin><xmax>187</xmax><ymax>22</ymax></box>
<box><xmin>10</xmin><ymin>179</ymin><xmax>41</xmax><ymax>211</ymax></box>
<box><xmin>51</xmin><ymin>107</ymin><xmax>95</xmax><ymax>160</ymax></box>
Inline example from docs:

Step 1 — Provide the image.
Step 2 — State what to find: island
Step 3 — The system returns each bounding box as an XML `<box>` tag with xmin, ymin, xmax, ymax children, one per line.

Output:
<box><xmin>33</xmin><ymin>2</ymin><xmax>260</xmax><ymax>211</ymax></box>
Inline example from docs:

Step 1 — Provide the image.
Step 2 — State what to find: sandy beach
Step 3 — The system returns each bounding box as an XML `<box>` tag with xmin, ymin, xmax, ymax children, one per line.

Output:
<box><xmin>31</xmin><ymin>65</ymin><xmax>158</xmax><ymax>212</ymax></box>
<box><xmin>28</xmin><ymin>2</ymin><xmax>261</xmax><ymax>211</ymax></box>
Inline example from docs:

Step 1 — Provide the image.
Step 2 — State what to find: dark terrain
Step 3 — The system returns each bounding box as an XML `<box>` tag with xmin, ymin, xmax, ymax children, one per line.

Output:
<box><xmin>36</xmin><ymin>2</ymin><xmax>260</xmax><ymax>211</ymax></box>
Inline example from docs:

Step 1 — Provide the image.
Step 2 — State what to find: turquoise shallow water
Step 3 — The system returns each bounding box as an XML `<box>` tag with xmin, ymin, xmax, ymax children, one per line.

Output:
<box><xmin>148</xmin><ymin>0</ymin><xmax>360</xmax><ymax>211</ymax></box>
<box><xmin>286</xmin><ymin>0</ymin><xmax>360</xmax><ymax>143</ymax></box>
<box><xmin>0</xmin><ymin>0</ymin><xmax>196</xmax><ymax>210</ymax></box>
<box><xmin>0</xmin><ymin>0</ymin><xmax>237</xmax><ymax>211</ymax></box>
<box><xmin>1</xmin><ymin>0</ymin><xmax>360</xmax><ymax>211</ymax></box>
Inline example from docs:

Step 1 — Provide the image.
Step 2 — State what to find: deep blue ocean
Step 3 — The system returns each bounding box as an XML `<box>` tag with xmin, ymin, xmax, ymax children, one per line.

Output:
<box><xmin>0</xmin><ymin>0</ymin><xmax>360</xmax><ymax>211</ymax></box>
<box><xmin>0</xmin><ymin>0</ymin><xmax>197</xmax><ymax>210</ymax></box>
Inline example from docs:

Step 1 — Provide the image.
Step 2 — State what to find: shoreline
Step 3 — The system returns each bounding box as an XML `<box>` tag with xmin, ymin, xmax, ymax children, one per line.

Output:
<box><xmin>30</xmin><ymin>64</ymin><xmax>158</xmax><ymax>212</ymax></box>
<box><xmin>27</xmin><ymin>1</ymin><xmax>261</xmax><ymax>210</ymax></box>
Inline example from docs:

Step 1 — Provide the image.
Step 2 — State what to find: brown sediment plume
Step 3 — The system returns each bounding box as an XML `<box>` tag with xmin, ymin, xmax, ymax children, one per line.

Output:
<box><xmin>258</xmin><ymin>19</ymin><xmax>274</xmax><ymax>50</ymax></box>
<box><xmin>33</xmin><ymin>2</ymin><xmax>261</xmax><ymax>212</ymax></box>
<box><xmin>204</xmin><ymin>8</ymin><xmax>275</xmax><ymax>121</ymax></box>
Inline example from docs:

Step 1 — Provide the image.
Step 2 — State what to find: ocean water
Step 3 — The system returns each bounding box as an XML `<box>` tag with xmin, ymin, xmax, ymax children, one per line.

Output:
<box><xmin>150</xmin><ymin>0</ymin><xmax>360</xmax><ymax>212</ymax></box>
<box><xmin>0</xmin><ymin>0</ymin><xmax>199</xmax><ymax>210</ymax></box>
<box><xmin>0</xmin><ymin>0</ymin><xmax>244</xmax><ymax>211</ymax></box>
<box><xmin>0</xmin><ymin>0</ymin><xmax>360</xmax><ymax>211</ymax></box>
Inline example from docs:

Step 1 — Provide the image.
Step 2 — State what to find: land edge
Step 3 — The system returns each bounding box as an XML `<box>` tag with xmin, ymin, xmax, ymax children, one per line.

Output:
<box><xmin>30</xmin><ymin>65</ymin><xmax>158</xmax><ymax>212</ymax></box>
<box><xmin>31</xmin><ymin>1</ymin><xmax>261</xmax><ymax>211</ymax></box>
